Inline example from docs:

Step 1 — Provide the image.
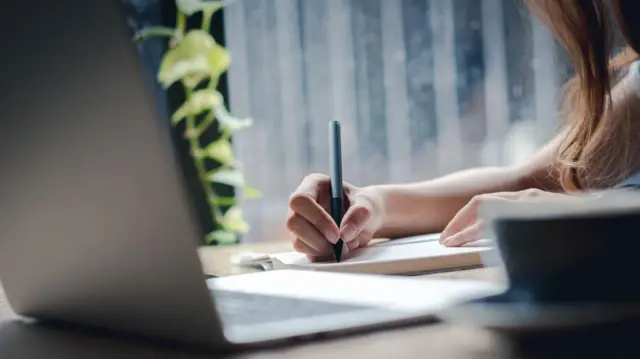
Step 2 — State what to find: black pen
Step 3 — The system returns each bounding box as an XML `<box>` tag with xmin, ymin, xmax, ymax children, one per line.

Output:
<box><xmin>329</xmin><ymin>120</ymin><xmax>344</xmax><ymax>262</ymax></box>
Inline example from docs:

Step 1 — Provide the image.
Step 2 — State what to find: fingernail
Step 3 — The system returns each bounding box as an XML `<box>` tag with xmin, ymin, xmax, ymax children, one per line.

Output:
<box><xmin>324</xmin><ymin>231</ymin><xmax>339</xmax><ymax>244</ymax></box>
<box><xmin>443</xmin><ymin>236</ymin><xmax>459</xmax><ymax>247</ymax></box>
<box><xmin>341</xmin><ymin>223</ymin><xmax>357</xmax><ymax>242</ymax></box>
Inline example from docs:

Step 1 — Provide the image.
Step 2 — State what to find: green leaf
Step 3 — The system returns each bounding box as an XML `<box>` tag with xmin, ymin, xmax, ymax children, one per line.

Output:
<box><xmin>159</xmin><ymin>52</ymin><xmax>209</xmax><ymax>89</ymax></box>
<box><xmin>206</xmin><ymin>230</ymin><xmax>238</xmax><ymax>245</ymax></box>
<box><xmin>205</xmin><ymin>169</ymin><xmax>245</xmax><ymax>188</ymax></box>
<box><xmin>212</xmin><ymin>196</ymin><xmax>237</xmax><ymax>206</ymax></box>
<box><xmin>219</xmin><ymin>206</ymin><xmax>250</xmax><ymax>233</ymax></box>
<box><xmin>213</xmin><ymin>103</ymin><xmax>253</xmax><ymax>132</ymax></box>
<box><xmin>158</xmin><ymin>30</ymin><xmax>230</xmax><ymax>88</ymax></box>
<box><xmin>204</xmin><ymin>139</ymin><xmax>234</xmax><ymax>164</ymax></box>
<box><xmin>209</xmin><ymin>45</ymin><xmax>231</xmax><ymax>76</ymax></box>
<box><xmin>171</xmin><ymin>89</ymin><xmax>223</xmax><ymax>125</ymax></box>
<box><xmin>133</xmin><ymin>26</ymin><xmax>177</xmax><ymax>42</ymax></box>
<box><xmin>243</xmin><ymin>187</ymin><xmax>261</xmax><ymax>199</ymax></box>
<box><xmin>182</xmin><ymin>75</ymin><xmax>207</xmax><ymax>89</ymax></box>
<box><xmin>176</xmin><ymin>0</ymin><xmax>224</xmax><ymax>16</ymax></box>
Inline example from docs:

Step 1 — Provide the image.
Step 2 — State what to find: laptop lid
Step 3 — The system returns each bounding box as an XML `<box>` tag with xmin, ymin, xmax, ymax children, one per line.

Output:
<box><xmin>0</xmin><ymin>0</ymin><xmax>225</xmax><ymax>347</ymax></box>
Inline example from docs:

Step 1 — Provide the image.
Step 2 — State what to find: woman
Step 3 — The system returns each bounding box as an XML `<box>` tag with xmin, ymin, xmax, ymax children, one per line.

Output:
<box><xmin>286</xmin><ymin>0</ymin><xmax>640</xmax><ymax>261</ymax></box>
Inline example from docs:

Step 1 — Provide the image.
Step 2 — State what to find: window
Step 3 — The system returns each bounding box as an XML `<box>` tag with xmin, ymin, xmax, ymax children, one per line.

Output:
<box><xmin>222</xmin><ymin>0</ymin><xmax>572</xmax><ymax>243</ymax></box>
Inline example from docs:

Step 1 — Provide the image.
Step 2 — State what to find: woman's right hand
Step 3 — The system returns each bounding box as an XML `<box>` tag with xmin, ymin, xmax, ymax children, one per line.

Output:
<box><xmin>286</xmin><ymin>174</ymin><xmax>385</xmax><ymax>261</ymax></box>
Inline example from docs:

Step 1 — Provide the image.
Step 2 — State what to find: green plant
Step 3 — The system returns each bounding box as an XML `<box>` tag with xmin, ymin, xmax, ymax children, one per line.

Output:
<box><xmin>135</xmin><ymin>0</ymin><xmax>259</xmax><ymax>245</ymax></box>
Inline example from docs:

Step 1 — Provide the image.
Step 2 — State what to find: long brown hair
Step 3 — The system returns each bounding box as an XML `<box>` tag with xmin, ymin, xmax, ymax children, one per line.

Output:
<box><xmin>527</xmin><ymin>0</ymin><xmax>640</xmax><ymax>190</ymax></box>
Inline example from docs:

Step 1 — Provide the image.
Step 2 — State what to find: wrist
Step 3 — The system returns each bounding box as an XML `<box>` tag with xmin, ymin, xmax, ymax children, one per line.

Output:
<box><xmin>362</xmin><ymin>181</ymin><xmax>463</xmax><ymax>239</ymax></box>
<box><xmin>361</xmin><ymin>184</ymin><xmax>399</xmax><ymax>239</ymax></box>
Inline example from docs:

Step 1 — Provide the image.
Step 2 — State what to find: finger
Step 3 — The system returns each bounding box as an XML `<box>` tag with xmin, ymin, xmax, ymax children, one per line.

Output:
<box><xmin>356</xmin><ymin>231</ymin><xmax>374</xmax><ymax>248</ymax></box>
<box><xmin>286</xmin><ymin>213</ymin><xmax>334</xmax><ymax>253</ymax></box>
<box><xmin>289</xmin><ymin>194</ymin><xmax>340</xmax><ymax>243</ymax></box>
<box><xmin>293</xmin><ymin>238</ymin><xmax>323</xmax><ymax>256</ymax></box>
<box><xmin>318</xmin><ymin>182</ymin><xmax>354</xmax><ymax>212</ymax></box>
<box><xmin>440</xmin><ymin>196</ymin><xmax>482</xmax><ymax>243</ymax></box>
<box><xmin>295</xmin><ymin>173</ymin><xmax>330</xmax><ymax>198</ymax></box>
<box><xmin>442</xmin><ymin>220</ymin><xmax>485</xmax><ymax>247</ymax></box>
<box><xmin>307</xmin><ymin>255</ymin><xmax>325</xmax><ymax>262</ymax></box>
<box><xmin>491</xmin><ymin>189</ymin><xmax>555</xmax><ymax>202</ymax></box>
<box><xmin>294</xmin><ymin>173</ymin><xmax>334</xmax><ymax>211</ymax></box>
<box><xmin>340</xmin><ymin>196</ymin><xmax>375</xmax><ymax>242</ymax></box>
<box><xmin>347</xmin><ymin>240</ymin><xmax>359</xmax><ymax>250</ymax></box>
<box><xmin>338</xmin><ymin>243</ymin><xmax>350</xmax><ymax>260</ymax></box>
<box><xmin>318</xmin><ymin>192</ymin><xmax>331</xmax><ymax>212</ymax></box>
<box><xmin>348</xmin><ymin>228</ymin><xmax>374</xmax><ymax>248</ymax></box>
<box><xmin>307</xmin><ymin>253</ymin><xmax>334</xmax><ymax>262</ymax></box>
<box><xmin>308</xmin><ymin>242</ymin><xmax>349</xmax><ymax>262</ymax></box>
<box><xmin>346</xmin><ymin>231</ymin><xmax>373</xmax><ymax>251</ymax></box>
<box><xmin>519</xmin><ymin>188</ymin><xmax>561</xmax><ymax>200</ymax></box>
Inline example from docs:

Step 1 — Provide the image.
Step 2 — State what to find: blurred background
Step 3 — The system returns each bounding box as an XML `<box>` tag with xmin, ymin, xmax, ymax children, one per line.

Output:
<box><xmin>222</xmin><ymin>0</ymin><xmax>574</xmax><ymax>243</ymax></box>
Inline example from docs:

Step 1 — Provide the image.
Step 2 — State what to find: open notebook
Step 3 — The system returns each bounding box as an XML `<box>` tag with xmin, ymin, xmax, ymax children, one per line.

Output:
<box><xmin>267</xmin><ymin>233</ymin><xmax>493</xmax><ymax>275</ymax></box>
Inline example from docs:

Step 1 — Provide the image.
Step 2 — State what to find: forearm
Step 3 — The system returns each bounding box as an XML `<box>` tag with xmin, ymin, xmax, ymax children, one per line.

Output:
<box><xmin>369</xmin><ymin>166</ymin><xmax>528</xmax><ymax>238</ymax></box>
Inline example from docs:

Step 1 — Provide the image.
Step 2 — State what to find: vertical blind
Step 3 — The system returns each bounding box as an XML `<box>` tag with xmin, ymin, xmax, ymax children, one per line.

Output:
<box><xmin>223</xmin><ymin>0</ymin><xmax>571</xmax><ymax>242</ymax></box>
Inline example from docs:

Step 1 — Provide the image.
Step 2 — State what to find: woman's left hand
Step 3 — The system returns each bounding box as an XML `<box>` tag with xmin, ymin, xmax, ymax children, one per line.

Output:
<box><xmin>439</xmin><ymin>189</ymin><xmax>569</xmax><ymax>247</ymax></box>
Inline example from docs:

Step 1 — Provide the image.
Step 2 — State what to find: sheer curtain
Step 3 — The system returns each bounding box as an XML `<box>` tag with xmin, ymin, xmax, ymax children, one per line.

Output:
<box><xmin>223</xmin><ymin>0</ymin><xmax>571</xmax><ymax>243</ymax></box>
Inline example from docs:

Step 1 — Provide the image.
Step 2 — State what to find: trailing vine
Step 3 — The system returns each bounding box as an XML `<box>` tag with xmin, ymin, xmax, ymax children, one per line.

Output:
<box><xmin>135</xmin><ymin>0</ymin><xmax>259</xmax><ymax>245</ymax></box>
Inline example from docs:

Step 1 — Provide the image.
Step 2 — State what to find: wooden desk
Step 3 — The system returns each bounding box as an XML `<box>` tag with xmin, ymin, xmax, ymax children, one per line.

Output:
<box><xmin>0</xmin><ymin>242</ymin><xmax>629</xmax><ymax>359</ymax></box>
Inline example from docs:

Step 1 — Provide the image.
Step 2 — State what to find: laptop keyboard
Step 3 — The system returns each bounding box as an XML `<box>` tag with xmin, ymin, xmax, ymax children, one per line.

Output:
<box><xmin>213</xmin><ymin>290</ymin><xmax>376</xmax><ymax>326</ymax></box>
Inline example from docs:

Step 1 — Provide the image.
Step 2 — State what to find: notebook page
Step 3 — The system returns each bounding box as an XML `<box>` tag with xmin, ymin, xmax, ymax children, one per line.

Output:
<box><xmin>272</xmin><ymin>237</ymin><xmax>492</xmax><ymax>270</ymax></box>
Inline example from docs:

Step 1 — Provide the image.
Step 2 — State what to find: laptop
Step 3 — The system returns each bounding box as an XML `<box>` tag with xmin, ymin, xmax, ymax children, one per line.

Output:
<box><xmin>0</xmin><ymin>0</ymin><xmax>502</xmax><ymax>350</ymax></box>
